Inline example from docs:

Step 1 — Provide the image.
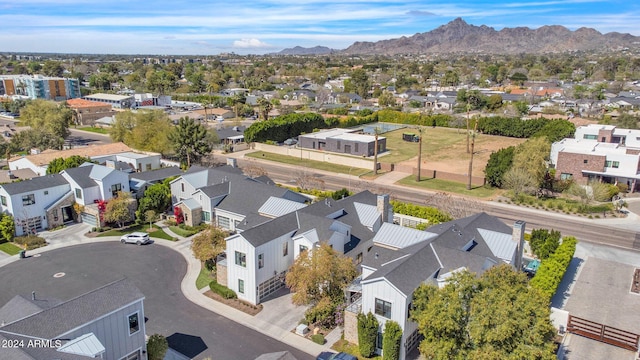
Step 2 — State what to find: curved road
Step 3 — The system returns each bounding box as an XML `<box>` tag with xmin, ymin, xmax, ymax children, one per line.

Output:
<box><xmin>0</xmin><ymin>242</ymin><xmax>312</xmax><ymax>360</ymax></box>
<box><xmin>237</xmin><ymin>156</ymin><xmax>640</xmax><ymax>251</ymax></box>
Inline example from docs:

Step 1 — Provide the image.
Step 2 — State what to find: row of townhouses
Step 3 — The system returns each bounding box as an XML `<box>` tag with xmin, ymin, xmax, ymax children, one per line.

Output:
<box><xmin>166</xmin><ymin>163</ymin><xmax>527</xmax><ymax>358</ymax></box>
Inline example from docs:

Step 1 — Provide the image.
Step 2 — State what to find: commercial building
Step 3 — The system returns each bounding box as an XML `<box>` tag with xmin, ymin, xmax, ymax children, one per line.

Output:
<box><xmin>0</xmin><ymin>75</ymin><xmax>81</xmax><ymax>101</ymax></box>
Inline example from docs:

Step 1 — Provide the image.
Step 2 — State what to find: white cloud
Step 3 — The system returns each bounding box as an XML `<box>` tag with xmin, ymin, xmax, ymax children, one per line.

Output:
<box><xmin>232</xmin><ymin>38</ymin><xmax>270</xmax><ymax>48</ymax></box>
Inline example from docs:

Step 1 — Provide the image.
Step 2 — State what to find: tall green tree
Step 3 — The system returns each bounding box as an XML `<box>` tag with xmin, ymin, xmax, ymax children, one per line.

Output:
<box><xmin>412</xmin><ymin>265</ymin><xmax>556</xmax><ymax>360</ymax></box>
<box><xmin>512</xmin><ymin>137</ymin><xmax>551</xmax><ymax>188</ymax></box>
<box><xmin>257</xmin><ymin>97</ymin><xmax>273</xmax><ymax>121</ymax></box>
<box><xmin>484</xmin><ymin>146</ymin><xmax>515</xmax><ymax>188</ymax></box>
<box><xmin>169</xmin><ymin>116</ymin><xmax>214</xmax><ymax>168</ymax></box>
<box><xmin>357</xmin><ymin>312</ymin><xmax>379</xmax><ymax>358</ymax></box>
<box><xmin>19</xmin><ymin>99</ymin><xmax>72</xmax><ymax>140</ymax></box>
<box><xmin>382</xmin><ymin>320</ymin><xmax>402</xmax><ymax>360</ymax></box>
<box><xmin>41</xmin><ymin>60</ymin><xmax>64</xmax><ymax>77</ymax></box>
<box><xmin>135</xmin><ymin>182</ymin><xmax>171</xmax><ymax>220</ymax></box>
<box><xmin>46</xmin><ymin>155</ymin><xmax>95</xmax><ymax>174</ymax></box>
<box><xmin>0</xmin><ymin>214</ymin><xmax>15</xmax><ymax>242</ymax></box>
<box><xmin>190</xmin><ymin>225</ymin><xmax>229</xmax><ymax>267</ymax></box>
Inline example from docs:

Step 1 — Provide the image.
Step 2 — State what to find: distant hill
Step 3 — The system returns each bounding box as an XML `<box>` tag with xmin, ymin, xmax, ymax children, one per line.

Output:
<box><xmin>341</xmin><ymin>18</ymin><xmax>640</xmax><ymax>55</ymax></box>
<box><xmin>275</xmin><ymin>46</ymin><xmax>336</xmax><ymax>55</ymax></box>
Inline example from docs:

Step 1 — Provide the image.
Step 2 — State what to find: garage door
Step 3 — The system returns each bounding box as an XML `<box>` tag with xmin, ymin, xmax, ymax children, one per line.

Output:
<box><xmin>20</xmin><ymin>217</ymin><xmax>42</xmax><ymax>234</ymax></box>
<box><xmin>80</xmin><ymin>212</ymin><xmax>97</xmax><ymax>227</ymax></box>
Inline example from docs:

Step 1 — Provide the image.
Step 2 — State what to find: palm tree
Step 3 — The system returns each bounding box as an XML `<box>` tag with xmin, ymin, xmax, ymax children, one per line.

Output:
<box><xmin>257</xmin><ymin>97</ymin><xmax>273</xmax><ymax>121</ymax></box>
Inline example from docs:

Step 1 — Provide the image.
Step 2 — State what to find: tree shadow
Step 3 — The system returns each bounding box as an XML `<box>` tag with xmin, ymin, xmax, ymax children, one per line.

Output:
<box><xmin>166</xmin><ymin>333</ymin><xmax>208</xmax><ymax>359</ymax></box>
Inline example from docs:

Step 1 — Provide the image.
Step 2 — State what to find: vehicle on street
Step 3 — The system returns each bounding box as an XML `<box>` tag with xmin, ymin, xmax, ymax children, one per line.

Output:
<box><xmin>317</xmin><ymin>352</ymin><xmax>358</xmax><ymax>360</ymax></box>
<box><xmin>120</xmin><ymin>232</ymin><xmax>151</xmax><ymax>245</ymax></box>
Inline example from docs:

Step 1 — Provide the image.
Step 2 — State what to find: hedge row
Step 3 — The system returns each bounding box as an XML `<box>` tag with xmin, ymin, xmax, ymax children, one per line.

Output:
<box><xmin>377</xmin><ymin>109</ymin><xmax>452</xmax><ymax>127</ymax></box>
<box><xmin>244</xmin><ymin>112</ymin><xmax>377</xmax><ymax>143</ymax></box>
<box><xmin>209</xmin><ymin>280</ymin><xmax>237</xmax><ymax>299</ymax></box>
<box><xmin>477</xmin><ymin>116</ymin><xmax>575</xmax><ymax>141</ymax></box>
<box><xmin>530</xmin><ymin>236</ymin><xmax>577</xmax><ymax>299</ymax></box>
<box><xmin>390</xmin><ymin>200</ymin><xmax>453</xmax><ymax>225</ymax></box>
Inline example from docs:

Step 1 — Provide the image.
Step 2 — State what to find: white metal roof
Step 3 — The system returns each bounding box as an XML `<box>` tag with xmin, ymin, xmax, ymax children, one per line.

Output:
<box><xmin>373</xmin><ymin>222</ymin><xmax>437</xmax><ymax>249</ymax></box>
<box><xmin>57</xmin><ymin>333</ymin><xmax>105</xmax><ymax>357</ymax></box>
<box><xmin>258</xmin><ymin>196</ymin><xmax>306</xmax><ymax>217</ymax></box>
<box><xmin>84</xmin><ymin>93</ymin><xmax>133</xmax><ymax>101</ymax></box>
<box><xmin>478</xmin><ymin>228</ymin><xmax>517</xmax><ymax>263</ymax></box>
<box><xmin>353</xmin><ymin>202</ymin><xmax>380</xmax><ymax>228</ymax></box>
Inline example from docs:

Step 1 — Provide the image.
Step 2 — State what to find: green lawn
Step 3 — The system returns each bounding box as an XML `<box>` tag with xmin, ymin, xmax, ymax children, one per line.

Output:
<box><xmin>196</xmin><ymin>266</ymin><xmax>216</xmax><ymax>290</ymax></box>
<box><xmin>398</xmin><ymin>175</ymin><xmax>498</xmax><ymax>198</ymax></box>
<box><xmin>97</xmin><ymin>224</ymin><xmax>176</xmax><ymax>241</ymax></box>
<box><xmin>77</xmin><ymin>126</ymin><xmax>109</xmax><ymax>134</ymax></box>
<box><xmin>331</xmin><ymin>339</ymin><xmax>381</xmax><ymax>360</ymax></box>
<box><xmin>245</xmin><ymin>151</ymin><xmax>372</xmax><ymax>176</ymax></box>
<box><xmin>0</xmin><ymin>242</ymin><xmax>22</xmax><ymax>256</ymax></box>
<box><xmin>169</xmin><ymin>226</ymin><xmax>198</xmax><ymax>237</ymax></box>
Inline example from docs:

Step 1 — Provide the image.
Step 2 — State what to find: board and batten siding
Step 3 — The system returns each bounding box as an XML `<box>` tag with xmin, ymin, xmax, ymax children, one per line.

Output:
<box><xmin>226</xmin><ymin>234</ymin><xmax>258</xmax><ymax>304</ymax></box>
<box><xmin>255</xmin><ymin>232</ymin><xmax>296</xmax><ymax>287</ymax></box>
<box><xmin>59</xmin><ymin>300</ymin><xmax>146</xmax><ymax>360</ymax></box>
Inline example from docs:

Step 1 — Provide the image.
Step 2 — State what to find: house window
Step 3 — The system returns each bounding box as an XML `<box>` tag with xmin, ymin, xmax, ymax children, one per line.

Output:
<box><xmin>337</xmin><ymin>140</ymin><xmax>341</xmax><ymax>150</ymax></box>
<box><xmin>583</xmin><ymin>159</ymin><xmax>588</xmax><ymax>164</ymax></box>
<box><xmin>53</xmin><ymin>209</ymin><xmax>58</xmax><ymax>221</ymax></box>
<box><xmin>202</xmin><ymin>211</ymin><xmax>211</xmax><ymax>222</ymax></box>
<box><xmin>375</xmin><ymin>298</ymin><xmax>391</xmax><ymax>318</ymax></box>
<box><xmin>560</xmin><ymin>173</ymin><xmax>573</xmax><ymax>180</ymax></box>
<box><xmin>146</xmin><ymin>164</ymin><xmax>152</xmax><ymax>171</ymax></box>
<box><xmin>407</xmin><ymin>302</ymin><xmax>413</xmax><ymax>320</ymax></box>
<box><xmin>111</xmin><ymin>183</ymin><xmax>122</xmax><ymax>197</ymax></box>
<box><xmin>218</xmin><ymin>216</ymin><xmax>230</xmax><ymax>229</ymax></box>
<box><xmin>354</xmin><ymin>143</ymin><xmax>359</xmax><ymax>153</ymax></box>
<box><xmin>376</xmin><ymin>331</ymin><xmax>383</xmax><ymax>350</ymax></box>
<box><xmin>128</xmin><ymin>312</ymin><xmax>140</xmax><ymax>335</ymax></box>
<box><xmin>44</xmin><ymin>191</ymin><xmax>48</xmax><ymax>195</ymax></box>
<box><xmin>258</xmin><ymin>253</ymin><xmax>264</xmax><ymax>269</ymax></box>
<box><xmin>0</xmin><ymin>196</ymin><xmax>6</xmax><ymax>206</ymax></box>
<box><xmin>299</xmin><ymin>245</ymin><xmax>308</xmax><ymax>253</ymax></box>
<box><xmin>235</xmin><ymin>251</ymin><xmax>246</xmax><ymax>267</ymax></box>
<box><xmin>22</xmin><ymin>194</ymin><xmax>35</xmax><ymax>206</ymax></box>
<box><xmin>583</xmin><ymin>134</ymin><xmax>597</xmax><ymax>140</ymax></box>
<box><xmin>356</xmin><ymin>252</ymin><xmax>363</xmax><ymax>265</ymax></box>
<box><xmin>181</xmin><ymin>183</ymin><xmax>185</xmax><ymax>192</ymax></box>
<box><xmin>75</xmin><ymin>188</ymin><xmax>82</xmax><ymax>199</ymax></box>
<box><xmin>605</xmin><ymin>160</ymin><xmax>620</xmax><ymax>168</ymax></box>
<box><xmin>283</xmin><ymin>242</ymin><xmax>288</xmax><ymax>256</ymax></box>
<box><xmin>238</xmin><ymin>279</ymin><xmax>244</xmax><ymax>294</ymax></box>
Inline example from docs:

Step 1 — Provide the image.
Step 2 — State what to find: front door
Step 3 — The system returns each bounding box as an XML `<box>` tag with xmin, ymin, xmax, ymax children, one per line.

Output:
<box><xmin>61</xmin><ymin>206</ymin><xmax>74</xmax><ymax>223</ymax></box>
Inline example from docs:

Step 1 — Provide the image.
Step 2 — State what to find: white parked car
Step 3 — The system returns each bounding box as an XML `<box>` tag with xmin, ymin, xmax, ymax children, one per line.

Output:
<box><xmin>120</xmin><ymin>232</ymin><xmax>151</xmax><ymax>245</ymax></box>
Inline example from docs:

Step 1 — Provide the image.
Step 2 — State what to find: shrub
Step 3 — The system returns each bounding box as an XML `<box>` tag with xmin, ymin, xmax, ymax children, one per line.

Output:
<box><xmin>530</xmin><ymin>236</ymin><xmax>577</xmax><ymax>299</ymax></box>
<box><xmin>390</xmin><ymin>200</ymin><xmax>452</xmax><ymax>224</ymax></box>
<box><xmin>357</xmin><ymin>312</ymin><xmax>378</xmax><ymax>358</ymax></box>
<box><xmin>382</xmin><ymin>320</ymin><xmax>402</xmax><ymax>360</ymax></box>
<box><xmin>147</xmin><ymin>334</ymin><xmax>168</xmax><ymax>360</ymax></box>
<box><xmin>305</xmin><ymin>297</ymin><xmax>337</xmax><ymax>329</ymax></box>
<box><xmin>209</xmin><ymin>280</ymin><xmax>237</xmax><ymax>299</ymax></box>
<box><xmin>311</xmin><ymin>334</ymin><xmax>325</xmax><ymax>345</ymax></box>
<box><xmin>14</xmin><ymin>235</ymin><xmax>47</xmax><ymax>250</ymax></box>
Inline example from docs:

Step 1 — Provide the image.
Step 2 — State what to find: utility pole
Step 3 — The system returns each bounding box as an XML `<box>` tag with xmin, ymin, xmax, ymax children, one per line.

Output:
<box><xmin>466</xmin><ymin>103</ymin><xmax>471</xmax><ymax>154</ymax></box>
<box><xmin>416</xmin><ymin>126</ymin><xmax>423</xmax><ymax>182</ymax></box>
<box><xmin>467</xmin><ymin>121</ymin><xmax>479</xmax><ymax>190</ymax></box>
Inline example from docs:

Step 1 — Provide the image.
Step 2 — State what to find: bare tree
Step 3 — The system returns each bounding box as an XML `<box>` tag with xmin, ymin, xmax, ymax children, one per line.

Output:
<box><xmin>295</xmin><ymin>171</ymin><xmax>325</xmax><ymax>191</ymax></box>
<box><xmin>243</xmin><ymin>164</ymin><xmax>268</xmax><ymax>178</ymax></box>
<box><xmin>424</xmin><ymin>192</ymin><xmax>484</xmax><ymax>219</ymax></box>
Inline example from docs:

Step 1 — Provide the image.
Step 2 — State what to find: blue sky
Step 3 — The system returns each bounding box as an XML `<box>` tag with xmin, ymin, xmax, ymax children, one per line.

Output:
<box><xmin>2</xmin><ymin>0</ymin><xmax>639</xmax><ymax>55</ymax></box>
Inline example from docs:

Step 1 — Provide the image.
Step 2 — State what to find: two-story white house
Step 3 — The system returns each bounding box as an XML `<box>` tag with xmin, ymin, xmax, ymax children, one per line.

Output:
<box><xmin>171</xmin><ymin>165</ymin><xmax>308</xmax><ymax>229</ymax></box>
<box><xmin>60</xmin><ymin>163</ymin><xmax>131</xmax><ymax>227</ymax></box>
<box><xmin>0</xmin><ymin>278</ymin><xmax>146</xmax><ymax>360</ymax></box>
<box><xmin>343</xmin><ymin>213</ymin><xmax>526</xmax><ymax>359</ymax></box>
<box><xmin>221</xmin><ymin>191</ymin><xmax>393</xmax><ymax>305</ymax></box>
<box><xmin>0</xmin><ymin>174</ymin><xmax>73</xmax><ymax>236</ymax></box>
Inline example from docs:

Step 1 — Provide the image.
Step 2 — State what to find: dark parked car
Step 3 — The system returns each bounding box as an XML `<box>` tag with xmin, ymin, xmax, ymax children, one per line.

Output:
<box><xmin>316</xmin><ymin>352</ymin><xmax>357</xmax><ymax>360</ymax></box>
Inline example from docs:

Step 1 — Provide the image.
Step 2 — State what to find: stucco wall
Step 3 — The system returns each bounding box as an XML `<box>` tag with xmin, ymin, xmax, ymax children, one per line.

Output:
<box><xmin>253</xmin><ymin>143</ymin><xmax>372</xmax><ymax>169</ymax></box>
<box><xmin>344</xmin><ymin>310</ymin><xmax>359</xmax><ymax>344</ymax></box>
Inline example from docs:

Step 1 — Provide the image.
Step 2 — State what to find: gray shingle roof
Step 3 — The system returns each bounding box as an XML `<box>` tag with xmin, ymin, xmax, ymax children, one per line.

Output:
<box><xmin>0</xmin><ymin>278</ymin><xmax>144</xmax><ymax>339</ymax></box>
<box><xmin>61</xmin><ymin>166</ymin><xmax>98</xmax><ymax>189</ymax></box>
<box><xmin>0</xmin><ymin>294</ymin><xmax>61</xmax><ymax>325</ymax></box>
<box><xmin>362</xmin><ymin>212</ymin><xmax>515</xmax><ymax>296</ymax></box>
<box><xmin>237</xmin><ymin>212</ymin><xmax>300</xmax><ymax>247</ymax></box>
<box><xmin>0</xmin><ymin>174</ymin><xmax>69</xmax><ymax>195</ymax></box>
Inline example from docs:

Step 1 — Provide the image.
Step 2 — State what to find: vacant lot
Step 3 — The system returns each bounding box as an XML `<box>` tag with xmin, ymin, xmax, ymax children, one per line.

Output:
<box><xmin>381</xmin><ymin>127</ymin><xmax>526</xmax><ymax>177</ymax></box>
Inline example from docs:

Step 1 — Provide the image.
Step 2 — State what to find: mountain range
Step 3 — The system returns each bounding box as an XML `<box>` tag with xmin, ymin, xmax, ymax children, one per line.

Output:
<box><xmin>277</xmin><ymin>18</ymin><xmax>640</xmax><ymax>55</ymax></box>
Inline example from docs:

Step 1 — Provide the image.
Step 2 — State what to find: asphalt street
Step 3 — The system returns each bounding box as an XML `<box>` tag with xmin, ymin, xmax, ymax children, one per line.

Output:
<box><xmin>0</xmin><ymin>242</ymin><xmax>312</xmax><ymax>360</ymax></box>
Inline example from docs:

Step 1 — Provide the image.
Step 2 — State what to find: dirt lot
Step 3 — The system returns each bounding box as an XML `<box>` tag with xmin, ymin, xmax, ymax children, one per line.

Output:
<box><xmin>383</xmin><ymin>127</ymin><xmax>526</xmax><ymax>177</ymax></box>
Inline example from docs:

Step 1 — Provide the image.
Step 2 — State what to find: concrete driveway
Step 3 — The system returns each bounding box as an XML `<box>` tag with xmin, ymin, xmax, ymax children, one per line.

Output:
<box><xmin>0</xmin><ymin>242</ymin><xmax>312</xmax><ymax>360</ymax></box>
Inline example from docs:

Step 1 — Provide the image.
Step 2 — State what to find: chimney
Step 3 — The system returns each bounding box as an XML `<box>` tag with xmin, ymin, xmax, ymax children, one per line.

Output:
<box><xmin>226</xmin><ymin>158</ymin><xmax>237</xmax><ymax>168</ymax></box>
<box><xmin>512</xmin><ymin>220</ymin><xmax>526</xmax><ymax>270</ymax></box>
<box><xmin>377</xmin><ymin>194</ymin><xmax>390</xmax><ymax>223</ymax></box>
